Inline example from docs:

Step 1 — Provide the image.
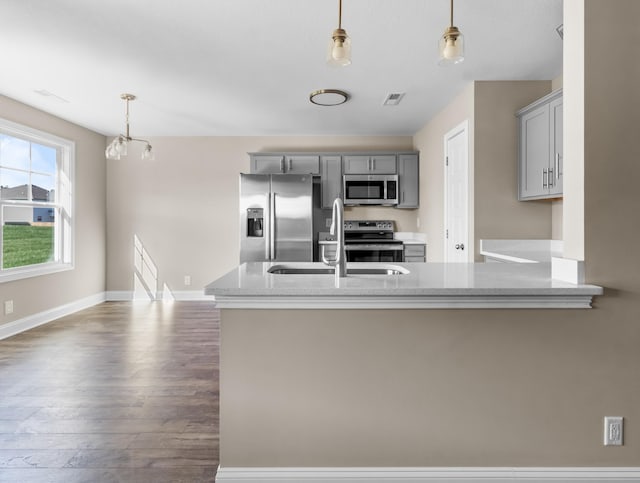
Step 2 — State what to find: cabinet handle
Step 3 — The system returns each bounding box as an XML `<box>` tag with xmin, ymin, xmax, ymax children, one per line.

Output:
<box><xmin>280</xmin><ymin>158</ymin><xmax>285</xmax><ymax>173</ymax></box>
<box><xmin>368</xmin><ymin>158</ymin><xmax>372</xmax><ymax>171</ymax></box>
<box><xmin>288</xmin><ymin>159</ymin><xmax>292</xmax><ymax>171</ymax></box>
<box><xmin>372</xmin><ymin>158</ymin><xmax>376</xmax><ymax>171</ymax></box>
<box><xmin>543</xmin><ymin>169</ymin><xmax>548</xmax><ymax>188</ymax></box>
<box><xmin>548</xmin><ymin>168</ymin><xmax>554</xmax><ymax>187</ymax></box>
<box><xmin>455</xmin><ymin>244</ymin><xmax>465</xmax><ymax>250</ymax></box>
<box><xmin>555</xmin><ymin>153</ymin><xmax>561</xmax><ymax>180</ymax></box>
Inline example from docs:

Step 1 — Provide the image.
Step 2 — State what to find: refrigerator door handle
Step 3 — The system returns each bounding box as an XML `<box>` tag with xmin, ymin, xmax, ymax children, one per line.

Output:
<box><xmin>270</xmin><ymin>192</ymin><xmax>276</xmax><ymax>260</ymax></box>
<box><xmin>265</xmin><ymin>193</ymin><xmax>271</xmax><ymax>260</ymax></box>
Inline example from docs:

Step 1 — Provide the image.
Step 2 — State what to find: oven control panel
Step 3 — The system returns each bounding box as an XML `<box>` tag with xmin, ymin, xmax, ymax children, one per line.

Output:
<box><xmin>343</xmin><ymin>220</ymin><xmax>395</xmax><ymax>232</ymax></box>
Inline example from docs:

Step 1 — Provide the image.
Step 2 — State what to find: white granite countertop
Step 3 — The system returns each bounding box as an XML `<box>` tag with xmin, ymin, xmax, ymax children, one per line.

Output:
<box><xmin>480</xmin><ymin>239</ymin><xmax>563</xmax><ymax>263</ymax></box>
<box><xmin>205</xmin><ymin>261</ymin><xmax>602</xmax><ymax>309</ymax></box>
<box><xmin>394</xmin><ymin>232</ymin><xmax>427</xmax><ymax>245</ymax></box>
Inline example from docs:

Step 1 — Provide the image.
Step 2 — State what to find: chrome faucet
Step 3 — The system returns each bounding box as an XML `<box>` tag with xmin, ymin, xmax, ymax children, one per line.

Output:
<box><xmin>321</xmin><ymin>197</ymin><xmax>347</xmax><ymax>280</ymax></box>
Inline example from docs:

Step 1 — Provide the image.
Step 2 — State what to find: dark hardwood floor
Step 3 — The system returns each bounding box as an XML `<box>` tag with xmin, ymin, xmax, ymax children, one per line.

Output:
<box><xmin>0</xmin><ymin>301</ymin><xmax>219</xmax><ymax>482</ymax></box>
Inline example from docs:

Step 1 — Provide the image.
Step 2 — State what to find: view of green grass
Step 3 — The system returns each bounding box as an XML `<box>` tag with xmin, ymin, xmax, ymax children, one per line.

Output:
<box><xmin>2</xmin><ymin>225</ymin><xmax>54</xmax><ymax>269</ymax></box>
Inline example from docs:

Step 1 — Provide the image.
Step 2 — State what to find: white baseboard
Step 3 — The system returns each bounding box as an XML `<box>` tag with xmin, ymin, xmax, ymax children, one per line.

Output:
<box><xmin>215</xmin><ymin>467</ymin><xmax>640</xmax><ymax>482</ymax></box>
<box><xmin>0</xmin><ymin>292</ymin><xmax>106</xmax><ymax>340</ymax></box>
<box><xmin>105</xmin><ymin>290</ymin><xmax>214</xmax><ymax>301</ymax></box>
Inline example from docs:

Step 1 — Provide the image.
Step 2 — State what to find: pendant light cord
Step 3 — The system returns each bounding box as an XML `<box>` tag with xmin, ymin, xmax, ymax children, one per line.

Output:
<box><xmin>450</xmin><ymin>0</ymin><xmax>454</xmax><ymax>27</ymax></box>
<box><xmin>338</xmin><ymin>0</ymin><xmax>342</xmax><ymax>29</ymax></box>
<box><xmin>124</xmin><ymin>98</ymin><xmax>131</xmax><ymax>139</ymax></box>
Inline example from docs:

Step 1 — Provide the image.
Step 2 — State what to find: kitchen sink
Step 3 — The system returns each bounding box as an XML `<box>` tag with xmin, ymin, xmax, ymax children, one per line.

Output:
<box><xmin>267</xmin><ymin>264</ymin><xmax>409</xmax><ymax>275</ymax></box>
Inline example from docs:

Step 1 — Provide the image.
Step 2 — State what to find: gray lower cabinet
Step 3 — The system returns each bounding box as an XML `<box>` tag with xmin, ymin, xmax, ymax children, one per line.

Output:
<box><xmin>250</xmin><ymin>154</ymin><xmax>320</xmax><ymax>174</ymax></box>
<box><xmin>403</xmin><ymin>243</ymin><xmax>426</xmax><ymax>262</ymax></box>
<box><xmin>343</xmin><ymin>155</ymin><xmax>397</xmax><ymax>174</ymax></box>
<box><xmin>321</xmin><ymin>155</ymin><xmax>342</xmax><ymax>209</ymax></box>
<box><xmin>517</xmin><ymin>89</ymin><xmax>563</xmax><ymax>200</ymax></box>
<box><xmin>397</xmin><ymin>154</ymin><xmax>419</xmax><ymax>208</ymax></box>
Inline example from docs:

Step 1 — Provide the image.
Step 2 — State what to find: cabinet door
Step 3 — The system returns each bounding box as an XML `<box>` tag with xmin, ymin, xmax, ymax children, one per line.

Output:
<box><xmin>369</xmin><ymin>155</ymin><xmax>397</xmax><ymax>174</ymax></box>
<box><xmin>404</xmin><ymin>244</ymin><xmax>426</xmax><ymax>262</ymax></box>
<box><xmin>321</xmin><ymin>155</ymin><xmax>342</xmax><ymax>209</ymax></box>
<box><xmin>397</xmin><ymin>154</ymin><xmax>419</xmax><ymax>208</ymax></box>
<box><xmin>343</xmin><ymin>155</ymin><xmax>397</xmax><ymax>174</ymax></box>
<box><xmin>549</xmin><ymin>98</ymin><xmax>563</xmax><ymax>196</ymax></box>
<box><xmin>284</xmin><ymin>155</ymin><xmax>320</xmax><ymax>174</ymax></box>
<box><xmin>251</xmin><ymin>155</ymin><xmax>285</xmax><ymax>174</ymax></box>
<box><xmin>518</xmin><ymin>105</ymin><xmax>550</xmax><ymax>200</ymax></box>
<box><xmin>342</xmin><ymin>155</ymin><xmax>371</xmax><ymax>174</ymax></box>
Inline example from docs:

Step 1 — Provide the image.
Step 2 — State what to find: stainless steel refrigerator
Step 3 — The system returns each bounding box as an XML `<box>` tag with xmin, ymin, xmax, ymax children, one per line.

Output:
<box><xmin>240</xmin><ymin>173</ymin><xmax>313</xmax><ymax>263</ymax></box>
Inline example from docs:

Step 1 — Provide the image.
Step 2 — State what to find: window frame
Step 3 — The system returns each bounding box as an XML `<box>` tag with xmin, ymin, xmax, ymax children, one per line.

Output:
<box><xmin>0</xmin><ymin>117</ymin><xmax>75</xmax><ymax>283</ymax></box>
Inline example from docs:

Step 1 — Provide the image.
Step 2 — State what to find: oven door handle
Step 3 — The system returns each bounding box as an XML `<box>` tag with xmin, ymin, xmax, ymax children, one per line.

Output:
<box><xmin>345</xmin><ymin>244</ymin><xmax>404</xmax><ymax>251</ymax></box>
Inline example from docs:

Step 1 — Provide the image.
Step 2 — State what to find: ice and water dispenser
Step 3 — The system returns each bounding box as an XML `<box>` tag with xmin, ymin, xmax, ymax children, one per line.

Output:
<box><xmin>246</xmin><ymin>208</ymin><xmax>264</xmax><ymax>237</ymax></box>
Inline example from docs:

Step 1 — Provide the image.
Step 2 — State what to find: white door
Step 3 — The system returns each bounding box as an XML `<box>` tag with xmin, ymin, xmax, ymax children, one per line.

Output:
<box><xmin>444</xmin><ymin>121</ymin><xmax>469</xmax><ymax>262</ymax></box>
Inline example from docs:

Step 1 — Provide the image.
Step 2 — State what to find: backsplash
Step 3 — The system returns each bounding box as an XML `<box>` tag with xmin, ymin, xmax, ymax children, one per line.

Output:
<box><xmin>344</xmin><ymin>205</ymin><xmax>418</xmax><ymax>232</ymax></box>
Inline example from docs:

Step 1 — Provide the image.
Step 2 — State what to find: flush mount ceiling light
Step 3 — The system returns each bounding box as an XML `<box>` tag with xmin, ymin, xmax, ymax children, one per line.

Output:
<box><xmin>438</xmin><ymin>0</ymin><xmax>465</xmax><ymax>66</ymax></box>
<box><xmin>309</xmin><ymin>89</ymin><xmax>349</xmax><ymax>106</ymax></box>
<box><xmin>105</xmin><ymin>93</ymin><xmax>155</xmax><ymax>161</ymax></box>
<box><xmin>327</xmin><ymin>0</ymin><xmax>351</xmax><ymax>66</ymax></box>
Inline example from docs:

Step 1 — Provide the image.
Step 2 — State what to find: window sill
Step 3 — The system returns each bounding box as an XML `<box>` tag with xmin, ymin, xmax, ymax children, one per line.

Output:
<box><xmin>0</xmin><ymin>262</ymin><xmax>74</xmax><ymax>284</ymax></box>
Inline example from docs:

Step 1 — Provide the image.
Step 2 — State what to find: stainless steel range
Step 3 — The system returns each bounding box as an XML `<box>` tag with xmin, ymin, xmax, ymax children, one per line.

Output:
<box><xmin>319</xmin><ymin>220</ymin><xmax>404</xmax><ymax>263</ymax></box>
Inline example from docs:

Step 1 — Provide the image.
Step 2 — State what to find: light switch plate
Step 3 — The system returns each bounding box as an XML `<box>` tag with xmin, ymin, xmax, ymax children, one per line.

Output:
<box><xmin>604</xmin><ymin>416</ymin><xmax>623</xmax><ymax>446</ymax></box>
<box><xmin>4</xmin><ymin>300</ymin><xmax>13</xmax><ymax>315</ymax></box>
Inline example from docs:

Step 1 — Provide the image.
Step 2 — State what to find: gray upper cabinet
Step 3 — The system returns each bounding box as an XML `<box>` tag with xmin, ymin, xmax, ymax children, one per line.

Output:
<box><xmin>517</xmin><ymin>89</ymin><xmax>563</xmax><ymax>200</ymax></box>
<box><xmin>343</xmin><ymin>155</ymin><xmax>397</xmax><ymax>174</ymax></box>
<box><xmin>250</xmin><ymin>154</ymin><xmax>285</xmax><ymax>174</ymax></box>
<box><xmin>321</xmin><ymin>155</ymin><xmax>342</xmax><ymax>209</ymax></box>
<box><xmin>397</xmin><ymin>154</ymin><xmax>419</xmax><ymax>208</ymax></box>
<box><xmin>250</xmin><ymin>154</ymin><xmax>320</xmax><ymax>174</ymax></box>
<box><xmin>549</xmin><ymin>96</ymin><xmax>563</xmax><ymax>197</ymax></box>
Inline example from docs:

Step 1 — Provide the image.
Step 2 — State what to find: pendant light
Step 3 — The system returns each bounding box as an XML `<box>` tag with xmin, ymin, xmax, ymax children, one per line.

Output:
<box><xmin>327</xmin><ymin>0</ymin><xmax>351</xmax><ymax>66</ymax></box>
<box><xmin>438</xmin><ymin>0</ymin><xmax>464</xmax><ymax>66</ymax></box>
<box><xmin>105</xmin><ymin>94</ymin><xmax>155</xmax><ymax>161</ymax></box>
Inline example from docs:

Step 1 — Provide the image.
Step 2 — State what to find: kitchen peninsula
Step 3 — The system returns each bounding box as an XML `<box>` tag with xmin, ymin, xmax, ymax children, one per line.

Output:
<box><xmin>206</xmin><ymin>264</ymin><xmax>603</xmax><ymax>476</ymax></box>
<box><xmin>206</xmin><ymin>261</ymin><xmax>602</xmax><ymax>309</ymax></box>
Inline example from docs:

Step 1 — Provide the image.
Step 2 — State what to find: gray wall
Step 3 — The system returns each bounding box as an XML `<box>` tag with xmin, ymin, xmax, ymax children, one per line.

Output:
<box><xmin>0</xmin><ymin>95</ymin><xmax>106</xmax><ymax>326</ymax></box>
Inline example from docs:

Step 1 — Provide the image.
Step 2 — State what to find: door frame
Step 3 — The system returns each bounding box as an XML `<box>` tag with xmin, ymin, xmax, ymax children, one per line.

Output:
<box><xmin>443</xmin><ymin>120</ymin><xmax>470</xmax><ymax>263</ymax></box>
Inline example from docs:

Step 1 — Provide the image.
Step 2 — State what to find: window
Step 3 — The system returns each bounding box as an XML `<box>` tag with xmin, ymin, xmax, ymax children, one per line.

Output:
<box><xmin>0</xmin><ymin>118</ymin><xmax>74</xmax><ymax>282</ymax></box>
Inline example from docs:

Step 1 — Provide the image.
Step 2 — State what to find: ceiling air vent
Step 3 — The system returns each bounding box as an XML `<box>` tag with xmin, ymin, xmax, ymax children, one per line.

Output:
<box><xmin>382</xmin><ymin>92</ymin><xmax>405</xmax><ymax>106</ymax></box>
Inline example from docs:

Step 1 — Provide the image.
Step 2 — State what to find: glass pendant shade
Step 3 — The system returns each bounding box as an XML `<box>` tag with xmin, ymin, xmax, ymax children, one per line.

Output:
<box><xmin>105</xmin><ymin>137</ymin><xmax>126</xmax><ymax>160</ymax></box>
<box><xmin>438</xmin><ymin>27</ymin><xmax>464</xmax><ymax>65</ymax></box>
<box><xmin>114</xmin><ymin>136</ymin><xmax>128</xmax><ymax>156</ymax></box>
<box><xmin>141</xmin><ymin>144</ymin><xmax>155</xmax><ymax>161</ymax></box>
<box><xmin>327</xmin><ymin>29</ymin><xmax>351</xmax><ymax>66</ymax></box>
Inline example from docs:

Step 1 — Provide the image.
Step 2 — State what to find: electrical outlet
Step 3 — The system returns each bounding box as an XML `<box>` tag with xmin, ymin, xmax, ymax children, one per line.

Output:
<box><xmin>184</xmin><ymin>275</ymin><xmax>191</xmax><ymax>286</ymax></box>
<box><xmin>4</xmin><ymin>300</ymin><xmax>14</xmax><ymax>315</ymax></box>
<box><xmin>604</xmin><ymin>416</ymin><xmax>623</xmax><ymax>446</ymax></box>
<box><xmin>325</xmin><ymin>218</ymin><xmax>332</xmax><ymax>228</ymax></box>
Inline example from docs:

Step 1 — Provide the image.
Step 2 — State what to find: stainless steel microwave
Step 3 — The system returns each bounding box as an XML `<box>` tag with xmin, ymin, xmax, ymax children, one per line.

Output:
<box><xmin>343</xmin><ymin>174</ymin><xmax>398</xmax><ymax>205</ymax></box>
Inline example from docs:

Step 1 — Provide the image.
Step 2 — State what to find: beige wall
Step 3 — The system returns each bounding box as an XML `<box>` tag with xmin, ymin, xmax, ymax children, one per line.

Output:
<box><xmin>473</xmin><ymin>81</ymin><xmax>553</xmax><ymax>260</ymax></box>
<box><xmin>414</xmin><ymin>81</ymin><xmax>555</xmax><ymax>262</ymax></box>
<box><xmin>221</xmin><ymin>303</ymin><xmax>639</xmax><ymax>466</ymax></box>
<box><xmin>0</xmin><ymin>95</ymin><xmax>106</xmax><ymax>325</ymax></box>
<box><xmin>413</xmin><ymin>84</ymin><xmax>474</xmax><ymax>262</ymax></box>
<box><xmin>106</xmin><ymin>136</ymin><xmax>413</xmax><ymax>293</ymax></box>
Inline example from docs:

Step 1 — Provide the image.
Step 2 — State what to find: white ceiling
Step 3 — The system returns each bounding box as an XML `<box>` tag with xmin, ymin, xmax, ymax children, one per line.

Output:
<box><xmin>0</xmin><ymin>0</ymin><xmax>563</xmax><ymax>137</ymax></box>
